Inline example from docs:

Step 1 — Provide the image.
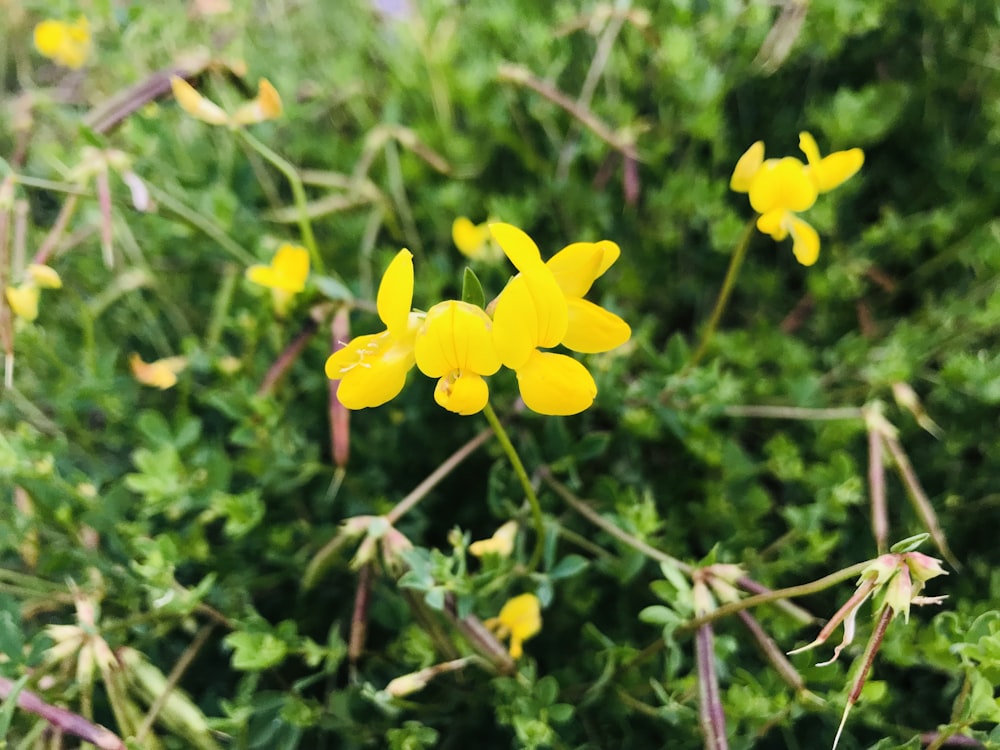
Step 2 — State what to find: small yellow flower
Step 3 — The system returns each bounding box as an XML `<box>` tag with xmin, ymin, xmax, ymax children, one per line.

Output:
<box><xmin>6</xmin><ymin>284</ymin><xmax>40</xmax><ymax>322</ymax></box>
<box><xmin>731</xmin><ymin>132</ymin><xmax>863</xmax><ymax>266</ymax></box>
<box><xmin>469</xmin><ymin>520</ymin><xmax>518</xmax><ymax>558</ymax></box>
<box><xmin>414</xmin><ymin>300</ymin><xmax>501</xmax><ymax>415</ymax></box>
<box><xmin>325</xmin><ymin>249</ymin><xmax>422</xmax><ymax>409</ymax></box>
<box><xmin>129</xmin><ymin>353</ymin><xmax>187</xmax><ymax>390</ymax></box>
<box><xmin>485</xmin><ymin>593</ymin><xmax>541</xmax><ymax>659</ymax></box>
<box><xmin>27</xmin><ymin>264</ymin><xmax>62</xmax><ymax>289</ymax></box>
<box><xmin>452</xmin><ymin>217</ymin><xmax>502</xmax><ymax>262</ymax></box>
<box><xmin>246</xmin><ymin>243</ymin><xmax>310</xmax><ymax>315</ymax></box>
<box><xmin>34</xmin><ymin>17</ymin><xmax>91</xmax><ymax>70</ymax></box>
<box><xmin>170</xmin><ymin>76</ymin><xmax>282</xmax><ymax>127</ymax></box>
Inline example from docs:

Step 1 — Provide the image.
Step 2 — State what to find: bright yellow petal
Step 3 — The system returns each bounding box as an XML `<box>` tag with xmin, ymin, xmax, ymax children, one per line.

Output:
<box><xmin>170</xmin><ymin>77</ymin><xmax>229</xmax><ymax>126</ymax></box>
<box><xmin>520</xmin><ymin>264</ymin><xmax>568</xmax><ymax>348</ymax></box>
<box><xmin>469</xmin><ymin>521</ymin><xmax>518</xmax><ymax>558</ymax></box>
<box><xmin>798</xmin><ymin>132</ymin><xmax>821</xmax><ymax>166</ymax></box>
<box><xmin>129</xmin><ymin>353</ymin><xmax>181</xmax><ymax>389</ymax></box>
<box><xmin>788</xmin><ymin>216</ymin><xmax>820</xmax><ymax>266</ymax></box>
<box><xmin>377</xmin><ymin>249</ymin><xmax>414</xmax><ymax>334</ymax></box>
<box><xmin>433</xmin><ymin>371</ymin><xmax>490</xmax><ymax>415</ymax></box>
<box><xmin>562</xmin><ymin>298</ymin><xmax>631</xmax><ymax>353</ymax></box>
<box><xmin>34</xmin><ymin>19</ymin><xmax>90</xmax><ymax>69</ymax></box>
<box><xmin>6</xmin><ymin>284</ymin><xmax>39</xmax><ymax>322</ymax></box>
<box><xmin>329</xmin><ymin>332</ymin><xmax>416</xmax><ymax>409</ymax></box>
<box><xmin>516</xmin><ymin>350</ymin><xmax>597</xmax><ymax>416</ymax></box>
<box><xmin>270</xmin><ymin>244</ymin><xmax>309</xmax><ymax>292</ymax></box>
<box><xmin>497</xmin><ymin>593</ymin><xmax>541</xmax><ymax>655</ymax></box>
<box><xmin>756</xmin><ymin>210</ymin><xmax>790</xmax><ymax>241</ymax></box>
<box><xmin>452</xmin><ymin>217</ymin><xmax>489</xmax><ymax>259</ymax></box>
<box><xmin>27</xmin><ymin>264</ymin><xmax>62</xmax><ymax>289</ymax></box>
<box><xmin>246</xmin><ymin>264</ymin><xmax>281</xmax><ymax>289</ymax></box>
<box><xmin>730</xmin><ymin>141</ymin><xmax>765</xmax><ymax>193</ymax></box>
<box><xmin>415</xmin><ymin>300</ymin><xmax>500</xmax><ymax>378</ymax></box>
<box><xmin>748</xmin><ymin>157</ymin><xmax>817</xmax><ymax>214</ymax></box>
<box><xmin>813</xmin><ymin>149</ymin><xmax>865</xmax><ymax>192</ymax></box>
<box><xmin>489</xmin><ymin>222</ymin><xmax>544</xmax><ymax>273</ymax></box>
<box><xmin>231</xmin><ymin>78</ymin><xmax>284</xmax><ymax>125</ymax></box>
<box><xmin>34</xmin><ymin>21</ymin><xmax>66</xmax><ymax>57</ymax></box>
<box><xmin>492</xmin><ymin>276</ymin><xmax>538</xmax><ymax>370</ymax></box>
<box><xmin>545</xmin><ymin>242</ymin><xmax>605</xmax><ymax>298</ymax></box>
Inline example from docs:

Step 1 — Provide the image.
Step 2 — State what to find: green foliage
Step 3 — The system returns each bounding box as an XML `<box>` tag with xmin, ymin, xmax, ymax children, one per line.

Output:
<box><xmin>1</xmin><ymin>0</ymin><xmax>1000</xmax><ymax>748</ymax></box>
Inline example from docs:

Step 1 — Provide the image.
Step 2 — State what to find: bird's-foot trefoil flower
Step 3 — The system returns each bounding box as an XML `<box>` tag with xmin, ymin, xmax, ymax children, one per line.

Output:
<box><xmin>414</xmin><ymin>300</ymin><xmax>501</xmax><ymax>415</ymax></box>
<box><xmin>325</xmin><ymin>249</ymin><xmax>422</xmax><ymax>409</ymax></box>
<box><xmin>170</xmin><ymin>76</ymin><xmax>282</xmax><ymax>127</ymax></box>
<box><xmin>731</xmin><ymin>132</ymin><xmax>863</xmax><ymax>266</ymax></box>
<box><xmin>129</xmin><ymin>353</ymin><xmax>188</xmax><ymax>390</ymax></box>
<box><xmin>5</xmin><ymin>265</ymin><xmax>63</xmax><ymax>322</ymax></box>
<box><xmin>246</xmin><ymin>243</ymin><xmax>310</xmax><ymax>315</ymax></box>
<box><xmin>485</xmin><ymin>593</ymin><xmax>541</xmax><ymax>659</ymax></box>
<box><xmin>490</xmin><ymin>223</ymin><xmax>630</xmax><ymax>415</ymax></box>
<box><xmin>468</xmin><ymin>520</ymin><xmax>518</xmax><ymax>558</ymax></box>
<box><xmin>452</xmin><ymin>217</ymin><xmax>503</xmax><ymax>263</ymax></box>
<box><xmin>34</xmin><ymin>17</ymin><xmax>91</xmax><ymax>69</ymax></box>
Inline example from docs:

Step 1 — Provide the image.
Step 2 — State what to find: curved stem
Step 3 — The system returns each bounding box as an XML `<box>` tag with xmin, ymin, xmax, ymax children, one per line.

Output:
<box><xmin>481</xmin><ymin>402</ymin><xmax>544</xmax><ymax>572</ymax></box>
<box><xmin>236</xmin><ymin>130</ymin><xmax>325</xmax><ymax>275</ymax></box>
<box><xmin>689</xmin><ymin>218</ymin><xmax>756</xmax><ymax>366</ymax></box>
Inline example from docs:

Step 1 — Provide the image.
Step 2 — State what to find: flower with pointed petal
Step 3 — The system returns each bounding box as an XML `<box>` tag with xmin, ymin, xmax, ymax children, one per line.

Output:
<box><xmin>129</xmin><ymin>353</ymin><xmax>188</xmax><ymax>390</ymax></box>
<box><xmin>6</xmin><ymin>284</ymin><xmax>40</xmax><ymax>322</ymax></box>
<box><xmin>469</xmin><ymin>520</ymin><xmax>518</xmax><ymax>558</ymax></box>
<box><xmin>34</xmin><ymin>17</ymin><xmax>91</xmax><ymax>69</ymax></box>
<box><xmin>246</xmin><ymin>243</ymin><xmax>310</xmax><ymax>315</ymax></box>
<box><xmin>731</xmin><ymin>132</ymin><xmax>863</xmax><ymax>266</ymax></box>
<box><xmin>170</xmin><ymin>76</ymin><xmax>282</xmax><ymax>127</ymax></box>
<box><xmin>415</xmin><ymin>300</ymin><xmax>501</xmax><ymax>415</ymax></box>
<box><xmin>325</xmin><ymin>249</ymin><xmax>421</xmax><ymax>409</ymax></box>
<box><xmin>452</xmin><ymin>217</ymin><xmax>502</xmax><ymax>262</ymax></box>
<box><xmin>485</xmin><ymin>593</ymin><xmax>541</xmax><ymax>659</ymax></box>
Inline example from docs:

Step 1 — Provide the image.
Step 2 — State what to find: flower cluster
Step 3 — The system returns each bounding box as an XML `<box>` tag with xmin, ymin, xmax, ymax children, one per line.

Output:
<box><xmin>731</xmin><ymin>132</ymin><xmax>863</xmax><ymax>266</ymax></box>
<box><xmin>33</xmin><ymin>17</ymin><xmax>91</xmax><ymax>69</ymax></box>
<box><xmin>325</xmin><ymin>223</ymin><xmax>631</xmax><ymax>416</ymax></box>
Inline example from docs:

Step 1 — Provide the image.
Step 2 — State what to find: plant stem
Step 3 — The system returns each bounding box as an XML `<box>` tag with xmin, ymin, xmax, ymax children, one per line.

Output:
<box><xmin>481</xmin><ymin>402</ymin><xmax>545</xmax><ymax>572</ymax></box>
<box><xmin>236</xmin><ymin>130</ymin><xmax>324</xmax><ymax>275</ymax></box>
<box><xmin>690</xmin><ymin>218</ymin><xmax>756</xmax><ymax>366</ymax></box>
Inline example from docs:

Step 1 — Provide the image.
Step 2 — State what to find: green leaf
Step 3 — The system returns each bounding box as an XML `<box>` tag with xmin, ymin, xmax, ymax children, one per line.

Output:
<box><xmin>224</xmin><ymin>631</ymin><xmax>289</xmax><ymax>671</ymax></box>
<box><xmin>312</xmin><ymin>275</ymin><xmax>354</xmax><ymax>302</ymax></box>
<box><xmin>549</xmin><ymin>554</ymin><xmax>589</xmax><ymax>580</ymax></box>
<box><xmin>461</xmin><ymin>267</ymin><xmax>486</xmax><ymax>309</ymax></box>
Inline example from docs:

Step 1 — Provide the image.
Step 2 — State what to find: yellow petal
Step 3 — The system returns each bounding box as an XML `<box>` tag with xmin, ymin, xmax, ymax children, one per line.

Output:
<box><xmin>545</xmin><ymin>242</ymin><xmax>605</xmax><ymax>298</ymax></box>
<box><xmin>798</xmin><ymin>132</ymin><xmax>821</xmax><ymax>166</ymax></box>
<box><xmin>433</xmin><ymin>371</ymin><xmax>490</xmax><ymax>415</ymax></box>
<box><xmin>270</xmin><ymin>244</ymin><xmax>309</xmax><ymax>291</ymax></box>
<box><xmin>813</xmin><ymin>149</ymin><xmax>865</xmax><ymax>192</ymax></box>
<box><xmin>469</xmin><ymin>521</ymin><xmax>518</xmax><ymax>558</ymax></box>
<box><xmin>377</xmin><ymin>249</ymin><xmax>415</xmax><ymax>334</ymax></box>
<box><xmin>516</xmin><ymin>350</ymin><xmax>597</xmax><ymax>416</ymax></box>
<box><xmin>129</xmin><ymin>353</ymin><xmax>186</xmax><ymax>389</ymax></box>
<box><xmin>788</xmin><ymin>215</ymin><xmax>820</xmax><ymax>266</ymax></box>
<box><xmin>415</xmin><ymin>300</ymin><xmax>500</xmax><ymax>378</ymax></box>
<box><xmin>6</xmin><ymin>284</ymin><xmax>39</xmax><ymax>322</ymax></box>
<box><xmin>231</xmin><ymin>78</ymin><xmax>284</xmax><ymax>125</ymax></box>
<box><xmin>521</xmin><ymin>264</ymin><xmax>568</xmax><ymax>348</ymax></box>
<box><xmin>27</xmin><ymin>264</ymin><xmax>62</xmax><ymax>289</ymax></box>
<box><xmin>325</xmin><ymin>330</ymin><xmax>417</xmax><ymax>409</ymax></box>
<box><xmin>756</xmin><ymin>210</ymin><xmax>790</xmax><ymax>241</ymax></box>
<box><xmin>748</xmin><ymin>157</ymin><xmax>817</xmax><ymax>215</ymax></box>
<box><xmin>562</xmin><ymin>298</ymin><xmax>631</xmax><ymax>353</ymax></box>
<box><xmin>492</xmin><ymin>276</ymin><xmax>538</xmax><ymax>370</ymax></box>
<box><xmin>489</xmin><ymin>222</ymin><xmax>544</xmax><ymax>273</ymax></box>
<box><xmin>452</xmin><ymin>217</ymin><xmax>489</xmax><ymax>259</ymax></box>
<box><xmin>34</xmin><ymin>18</ymin><xmax>91</xmax><ymax>69</ymax></box>
<box><xmin>34</xmin><ymin>21</ymin><xmax>66</xmax><ymax>57</ymax></box>
<box><xmin>496</xmin><ymin>593</ymin><xmax>541</xmax><ymax>658</ymax></box>
<box><xmin>170</xmin><ymin>77</ymin><xmax>229</xmax><ymax>126</ymax></box>
<box><xmin>730</xmin><ymin>141</ymin><xmax>765</xmax><ymax>193</ymax></box>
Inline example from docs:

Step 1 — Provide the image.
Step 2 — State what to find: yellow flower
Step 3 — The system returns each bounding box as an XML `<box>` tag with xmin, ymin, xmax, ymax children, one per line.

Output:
<box><xmin>34</xmin><ymin>17</ymin><xmax>91</xmax><ymax>70</ymax></box>
<box><xmin>414</xmin><ymin>300</ymin><xmax>501</xmax><ymax>415</ymax></box>
<box><xmin>452</xmin><ymin>217</ymin><xmax>502</xmax><ymax>262</ymax></box>
<box><xmin>325</xmin><ymin>249</ymin><xmax>421</xmax><ymax>409</ymax></box>
<box><xmin>490</xmin><ymin>223</ymin><xmax>629</xmax><ymax>415</ymax></box>
<box><xmin>246</xmin><ymin>243</ymin><xmax>310</xmax><ymax>315</ymax></box>
<box><xmin>169</xmin><ymin>76</ymin><xmax>282</xmax><ymax>127</ymax></box>
<box><xmin>731</xmin><ymin>132</ymin><xmax>863</xmax><ymax>266</ymax></box>
<box><xmin>27</xmin><ymin>264</ymin><xmax>62</xmax><ymax>289</ymax></box>
<box><xmin>468</xmin><ymin>520</ymin><xmax>518</xmax><ymax>558</ymax></box>
<box><xmin>129</xmin><ymin>353</ymin><xmax>187</xmax><ymax>390</ymax></box>
<box><xmin>485</xmin><ymin>593</ymin><xmax>541</xmax><ymax>659</ymax></box>
<box><xmin>6</xmin><ymin>284</ymin><xmax>40</xmax><ymax>322</ymax></box>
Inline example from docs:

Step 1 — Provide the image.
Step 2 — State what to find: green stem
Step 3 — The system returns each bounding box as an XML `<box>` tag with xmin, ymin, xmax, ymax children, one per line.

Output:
<box><xmin>689</xmin><ymin>218</ymin><xmax>756</xmax><ymax>366</ymax></box>
<box><xmin>481</xmin><ymin>402</ymin><xmax>544</xmax><ymax>572</ymax></box>
<box><xmin>237</xmin><ymin>130</ymin><xmax>324</xmax><ymax>275</ymax></box>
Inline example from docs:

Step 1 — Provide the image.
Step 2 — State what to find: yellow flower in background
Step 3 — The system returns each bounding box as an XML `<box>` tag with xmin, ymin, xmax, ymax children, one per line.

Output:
<box><xmin>246</xmin><ymin>243</ymin><xmax>309</xmax><ymax>315</ymax></box>
<box><xmin>414</xmin><ymin>300</ymin><xmax>501</xmax><ymax>415</ymax></box>
<box><xmin>325</xmin><ymin>249</ymin><xmax>421</xmax><ymax>409</ymax></box>
<box><xmin>468</xmin><ymin>520</ymin><xmax>518</xmax><ymax>558</ymax></box>
<box><xmin>34</xmin><ymin>17</ymin><xmax>91</xmax><ymax>69</ymax></box>
<box><xmin>485</xmin><ymin>593</ymin><xmax>541</xmax><ymax>659</ymax></box>
<box><xmin>129</xmin><ymin>353</ymin><xmax>188</xmax><ymax>390</ymax></box>
<box><xmin>170</xmin><ymin>76</ymin><xmax>282</xmax><ymax>127</ymax></box>
<box><xmin>490</xmin><ymin>222</ymin><xmax>629</xmax><ymax>416</ymax></box>
<box><xmin>452</xmin><ymin>217</ymin><xmax>502</xmax><ymax>262</ymax></box>
<box><xmin>731</xmin><ymin>132</ymin><xmax>863</xmax><ymax>266</ymax></box>
<box><xmin>6</xmin><ymin>284</ymin><xmax>40</xmax><ymax>322</ymax></box>
<box><xmin>27</xmin><ymin>264</ymin><xmax>63</xmax><ymax>289</ymax></box>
